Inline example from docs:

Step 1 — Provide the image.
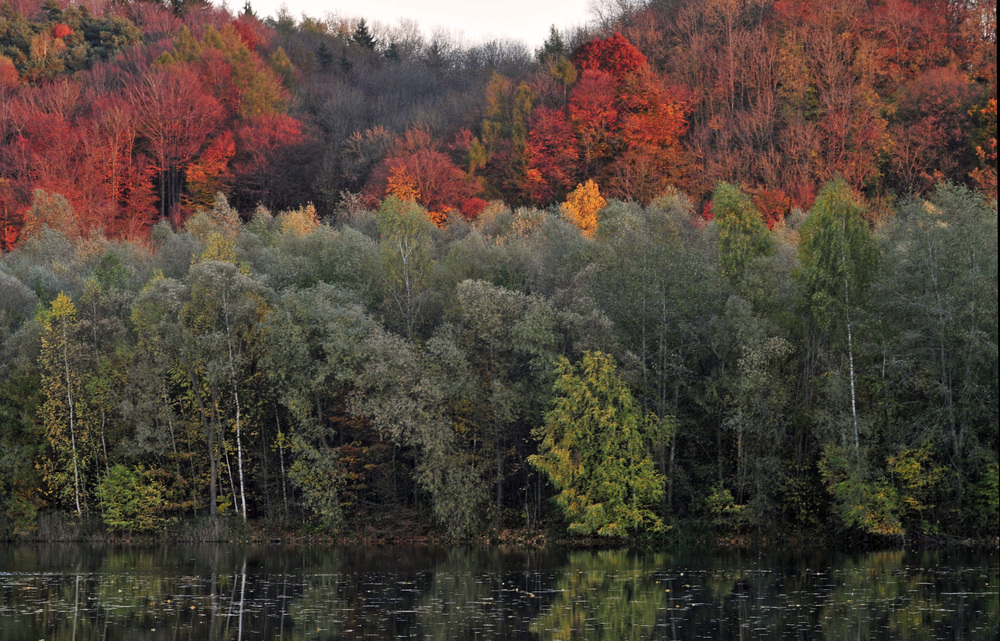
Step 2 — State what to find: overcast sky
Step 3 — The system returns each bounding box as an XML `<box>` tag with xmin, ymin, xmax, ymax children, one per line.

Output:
<box><xmin>226</xmin><ymin>0</ymin><xmax>596</xmax><ymax>47</ymax></box>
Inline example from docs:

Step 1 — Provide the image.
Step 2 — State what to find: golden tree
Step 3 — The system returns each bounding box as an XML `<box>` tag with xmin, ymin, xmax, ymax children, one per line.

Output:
<box><xmin>562</xmin><ymin>179</ymin><xmax>606</xmax><ymax>238</ymax></box>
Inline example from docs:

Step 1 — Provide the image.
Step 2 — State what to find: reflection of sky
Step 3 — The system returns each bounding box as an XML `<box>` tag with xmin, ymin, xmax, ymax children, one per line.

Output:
<box><xmin>214</xmin><ymin>0</ymin><xmax>593</xmax><ymax>47</ymax></box>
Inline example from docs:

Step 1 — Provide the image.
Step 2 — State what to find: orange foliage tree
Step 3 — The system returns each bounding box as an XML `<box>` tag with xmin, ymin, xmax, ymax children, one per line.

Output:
<box><xmin>185</xmin><ymin>132</ymin><xmax>236</xmax><ymax>210</ymax></box>
<box><xmin>386</xmin><ymin>165</ymin><xmax>421</xmax><ymax>203</ymax></box>
<box><xmin>969</xmin><ymin>97</ymin><xmax>998</xmax><ymax>200</ymax></box>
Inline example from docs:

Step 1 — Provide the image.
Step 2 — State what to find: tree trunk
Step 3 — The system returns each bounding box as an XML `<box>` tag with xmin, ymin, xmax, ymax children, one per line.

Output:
<box><xmin>224</xmin><ymin>297</ymin><xmax>248</xmax><ymax>520</ymax></box>
<box><xmin>182</xmin><ymin>352</ymin><xmax>217</xmax><ymax>517</ymax></box>
<box><xmin>495</xmin><ymin>421</ymin><xmax>503</xmax><ymax>533</ymax></box>
<box><xmin>62</xmin><ymin>315</ymin><xmax>82</xmax><ymax>517</ymax></box>
<box><xmin>276</xmin><ymin>408</ymin><xmax>288</xmax><ymax>518</ymax></box>
<box><xmin>844</xmin><ymin>272</ymin><xmax>858</xmax><ymax>451</ymax></box>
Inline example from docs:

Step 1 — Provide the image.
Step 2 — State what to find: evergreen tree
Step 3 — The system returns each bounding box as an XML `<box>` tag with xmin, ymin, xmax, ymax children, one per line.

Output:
<box><xmin>351</xmin><ymin>19</ymin><xmax>377</xmax><ymax>50</ymax></box>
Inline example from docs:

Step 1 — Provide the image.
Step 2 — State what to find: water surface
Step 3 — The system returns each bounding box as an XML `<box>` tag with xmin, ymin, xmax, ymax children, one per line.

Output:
<box><xmin>0</xmin><ymin>543</ymin><xmax>996</xmax><ymax>639</ymax></box>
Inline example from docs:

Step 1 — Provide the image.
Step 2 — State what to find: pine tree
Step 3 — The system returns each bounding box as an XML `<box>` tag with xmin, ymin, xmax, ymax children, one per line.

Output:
<box><xmin>351</xmin><ymin>19</ymin><xmax>377</xmax><ymax>50</ymax></box>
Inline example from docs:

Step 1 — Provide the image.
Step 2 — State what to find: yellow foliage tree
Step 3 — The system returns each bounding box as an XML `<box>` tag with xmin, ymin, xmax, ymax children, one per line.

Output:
<box><xmin>562</xmin><ymin>179</ymin><xmax>606</xmax><ymax>238</ymax></box>
<box><xmin>278</xmin><ymin>203</ymin><xmax>320</xmax><ymax>236</ymax></box>
<box><xmin>199</xmin><ymin>231</ymin><xmax>237</xmax><ymax>263</ymax></box>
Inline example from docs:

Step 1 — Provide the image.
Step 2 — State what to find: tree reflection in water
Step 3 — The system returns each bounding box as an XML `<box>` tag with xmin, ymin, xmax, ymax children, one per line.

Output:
<box><xmin>0</xmin><ymin>544</ymin><xmax>995</xmax><ymax>640</ymax></box>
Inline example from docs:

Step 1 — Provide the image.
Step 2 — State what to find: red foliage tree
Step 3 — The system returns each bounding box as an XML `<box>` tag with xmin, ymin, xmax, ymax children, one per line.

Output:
<box><xmin>231</xmin><ymin>113</ymin><xmax>315</xmax><ymax>211</ymax></box>
<box><xmin>52</xmin><ymin>24</ymin><xmax>73</xmax><ymax>39</ymax></box>
<box><xmin>569</xmin><ymin>70</ymin><xmax>620</xmax><ymax>173</ymax></box>
<box><xmin>3</xmin><ymin>82</ymin><xmax>87</xmax><ymax>226</ymax></box>
<box><xmin>0</xmin><ymin>70</ymin><xmax>160</xmax><ymax>241</ymax></box>
<box><xmin>609</xmin><ymin>73</ymin><xmax>691</xmax><ymax>202</ymax></box>
<box><xmin>572</xmin><ymin>32</ymin><xmax>648</xmax><ymax>80</ymax></box>
<box><xmin>459</xmin><ymin>197</ymin><xmax>488</xmax><ymax>220</ymax></box>
<box><xmin>130</xmin><ymin>64</ymin><xmax>223</xmax><ymax>222</ymax></box>
<box><xmin>365</xmin><ymin>128</ymin><xmax>481</xmax><ymax>220</ymax></box>
<box><xmin>563</xmin><ymin>37</ymin><xmax>692</xmax><ymax>203</ymax></box>
<box><xmin>866</xmin><ymin>0</ymin><xmax>953</xmax><ymax>90</ymax></box>
<box><xmin>525</xmin><ymin>106</ymin><xmax>579</xmax><ymax>203</ymax></box>
<box><xmin>1</xmin><ymin>224</ymin><xmax>17</xmax><ymax>250</ymax></box>
<box><xmin>86</xmin><ymin>92</ymin><xmax>157</xmax><ymax>238</ymax></box>
<box><xmin>0</xmin><ymin>178</ymin><xmax>20</xmax><ymax>251</ymax></box>
<box><xmin>889</xmin><ymin>66</ymin><xmax>979</xmax><ymax>193</ymax></box>
<box><xmin>231</xmin><ymin>15</ymin><xmax>273</xmax><ymax>52</ymax></box>
<box><xmin>749</xmin><ymin>187</ymin><xmax>791</xmax><ymax>230</ymax></box>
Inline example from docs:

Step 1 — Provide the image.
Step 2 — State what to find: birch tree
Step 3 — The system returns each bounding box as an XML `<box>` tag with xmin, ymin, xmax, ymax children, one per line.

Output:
<box><xmin>38</xmin><ymin>292</ymin><xmax>90</xmax><ymax>516</ymax></box>
<box><xmin>797</xmin><ymin>178</ymin><xmax>879</xmax><ymax>451</ymax></box>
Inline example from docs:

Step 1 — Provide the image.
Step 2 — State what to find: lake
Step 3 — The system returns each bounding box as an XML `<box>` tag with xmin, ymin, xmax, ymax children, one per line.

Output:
<box><xmin>0</xmin><ymin>543</ymin><xmax>996</xmax><ymax>640</ymax></box>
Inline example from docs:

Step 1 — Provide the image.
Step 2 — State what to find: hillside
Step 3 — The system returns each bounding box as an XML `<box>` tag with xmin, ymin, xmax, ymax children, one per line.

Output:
<box><xmin>0</xmin><ymin>0</ymin><xmax>996</xmax><ymax>543</ymax></box>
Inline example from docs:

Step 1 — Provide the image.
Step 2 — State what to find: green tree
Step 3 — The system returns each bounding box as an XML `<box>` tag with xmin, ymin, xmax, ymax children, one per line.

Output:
<box><xmin>129</xmin><ymin>274</ymin><xmax>202</xmax><ymax>518</ymax></box>
<box><xmin>536</xmin><ymin>25</ymin><xmax>566</xmax><ymax>61</ymax></box>
<box><xmin>351</xmin><ymin>19</ymin><xmax>377</xmax><ymax>50</ymax></box>
<box><xmin>587</xmin><ymin>196</ymin><xmax>720</xmax><ymax>518</ymax></box>
<box><xmin>713</xmin><ymin>182</ymin><xmax>774</xmax><ymax>286</ymax></box>
<box><xmin>261</xmin><ymin>283</ymin><xmax>376</xmax><ymax>529</ymax></box>
<box><xmin>530</xmin><ymin>351</ymin><xmax>665</xmax><ymax>537</ymax></box>
<box><xmin>353</xmin><ymin>326</ymin><xmax>486</xmax><ymax>537</ymax></box>
<box><xmin>131</xmin><ymin>255</ymin><xmax>267</xmax><ymax>522</ymax></box>
<box><xmin>375</xmin><ymin>197</ymin><xmax>435</xmax><ymax>338</ymax></box>
<box><xmin>726</xmin><ymin>333</ymin><xmax>794</xmax><ymax>525</ymax></box>
<box><xmin>0</xmin><ymin>372</ymin><xmax>44</xmax><ymax>536</ymax></box>
<box><xmin>873</xmin><ymin>184</ymin><xmax>998</xmax><ymax>534</ymax></box>
<box><xmin>797</xmin><ymin>178</ymin><xmax>879</xmax><ymax>451</ymax></box>
<box><xmin>183</xmin><ymin>258</ymin><xmax>270</xmax><ymax>520</ymax></box>
<box><xmin>431</xmin><ymin>279</ymin><xmax>562</xmax><ymax>531</ymax></box>
<box><xmin>97</xmin><ymin>464</ymin><xmax>166</xmax><ymax>533</ymax></box>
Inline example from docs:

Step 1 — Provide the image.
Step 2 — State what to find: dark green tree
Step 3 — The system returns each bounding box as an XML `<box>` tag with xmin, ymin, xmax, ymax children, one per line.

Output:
<box><xmin>351</xmin><ymin>19</ymin><xmax>377</xmax><ymax>50</ymax></box>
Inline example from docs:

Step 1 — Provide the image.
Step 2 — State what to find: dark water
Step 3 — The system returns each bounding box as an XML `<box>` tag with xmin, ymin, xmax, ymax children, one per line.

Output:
<box><xmin>0</xmin><ymin>544</ymin><xmax>996</xmax><ymax>640</ymax></box>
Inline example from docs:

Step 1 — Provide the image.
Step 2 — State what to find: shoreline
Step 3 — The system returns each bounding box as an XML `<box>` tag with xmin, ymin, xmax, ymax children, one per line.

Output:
<box><xmin>5</xmin><ymin>514</ymin><xmax>997</xmax><ymax>552</ymax></box>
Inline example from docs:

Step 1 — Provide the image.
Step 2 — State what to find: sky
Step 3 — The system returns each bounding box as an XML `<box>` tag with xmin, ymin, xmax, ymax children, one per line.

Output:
<box><xmin>228</xmin><ymin>0</ymin><xmax>596</xmax><ymax>47</ymax></box>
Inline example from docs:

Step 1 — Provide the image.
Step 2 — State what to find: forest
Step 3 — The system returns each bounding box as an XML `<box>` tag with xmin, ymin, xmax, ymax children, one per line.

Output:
<box><xmin>0</xmin><ymin>0</ymin><xmax>996</xmax><ymax>544</ymax></box>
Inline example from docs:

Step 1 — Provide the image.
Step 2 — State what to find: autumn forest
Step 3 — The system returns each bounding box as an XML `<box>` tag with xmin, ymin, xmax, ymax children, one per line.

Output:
<box><xmin>0</xmin><ymin>0</ymin><xmax>996</xmax><ymax>544</ymax></box>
